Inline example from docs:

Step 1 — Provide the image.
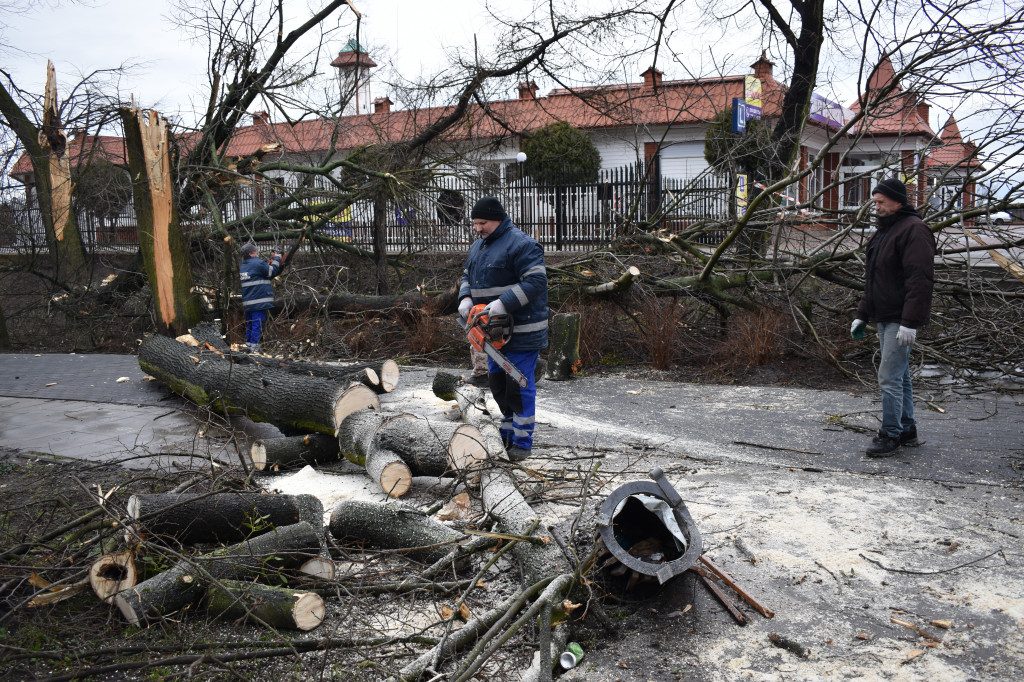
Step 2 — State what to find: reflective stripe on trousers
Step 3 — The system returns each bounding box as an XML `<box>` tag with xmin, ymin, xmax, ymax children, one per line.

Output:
<box><xmin>487</xmin><ymin>349</ymin><xmax>539</xmax><ymax>450</ymax></box>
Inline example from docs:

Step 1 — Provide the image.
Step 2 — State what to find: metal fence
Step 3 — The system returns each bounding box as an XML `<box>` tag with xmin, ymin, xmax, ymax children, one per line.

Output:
<box><xmin>0</xmin><ymin>161</ymin><xmax>733</xmax><ymax>255</ymax></box>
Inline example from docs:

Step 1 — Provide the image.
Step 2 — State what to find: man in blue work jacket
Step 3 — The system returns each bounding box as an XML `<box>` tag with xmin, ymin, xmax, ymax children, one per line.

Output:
<box><xmin>458</xmin><ymin>196</ymin><xmax>548</xmax><ymax>461</ymax></box>
<box><xmin>239</xmin><ymin>242</ymin><xmax>281</xmax><ymax>352</ymax></box>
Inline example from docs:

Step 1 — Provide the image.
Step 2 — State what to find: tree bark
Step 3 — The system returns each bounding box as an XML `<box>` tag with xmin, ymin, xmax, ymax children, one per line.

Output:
<box><xmin>365</xmin><ymin>447</ymin><xmax>413</xmax><ymax>498</ymax></box>
<box><xmin>328</xmin><ymin>500</ymin><xmax>466</xmax><ymax>564</ymax></box>
<box><xmin>544</xmin><ymin>313</ymin><xmax>582</xmax><ymax>381</ymax></box>
<box><xmin>115</xmin><ymin>521</ymin><xmax>322</xmax><ymax>625</ymax></box>
<box><xmin>126</xmin><ymin>492</ymin><xmax>304</xmax><ymax>544</ymax></box>
<box><xmin>88</xmin><ymin>550</ymin><xmax>138</xmax><ymax>603</ymax></box>
<box><xmin>206</xmin><ymin>579</ymin><xmax>325</xmax><ymax>631</ymax></box>
<box><xmin>119</xmin><ymin>106</ymin><xmax>201</xmax><ymax>336</ymax></box>
<box><xmin>373</xmin><ymin>415</ymin><xmax>486</xmax><ymax>476</ymax></box>
<box><xmin>250</xmin><ymin>434</ymin><xmax>341</xmax><ymax>471</ymax></box>
<box><xmin>138</xmin><ymin>333</ymin><xmax>379</xmax><ymax>436</ymax></box>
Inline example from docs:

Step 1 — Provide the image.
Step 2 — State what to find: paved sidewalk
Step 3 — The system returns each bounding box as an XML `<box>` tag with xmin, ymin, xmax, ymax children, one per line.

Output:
<box><xmin>0</xmin><ymin>353</ymin><xmax>244</xmax><ymax>467</ymax></box>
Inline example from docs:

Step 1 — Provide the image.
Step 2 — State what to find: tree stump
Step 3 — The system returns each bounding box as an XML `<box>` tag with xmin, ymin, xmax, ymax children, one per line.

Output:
<box><xmin>206</xmin><ymin>579</ymin><xmax>325</xmax><ymax>631</ymax></box>
<box><xmin>544</xmin><ymin>312</ymin><xmax>582</xmax><ymax>381</ymax></box>
<box><xmin>127</xmin><ymin>492</ymin><xmax>304</xmax><ymax>544</ymax></box>
<box><xmin>115</xmin><ymin>521</ymin><xmax>322</xmax><ymax>625</ymax></box>
<box><xmin>250</xmin><ymin>434</ymin><xmax>341</xmax><ymax>471</ymax></box>
<box><xmin>328</xmin><ymin>499</ymin><xmax>466</xmax><ymax>564</ymax></box>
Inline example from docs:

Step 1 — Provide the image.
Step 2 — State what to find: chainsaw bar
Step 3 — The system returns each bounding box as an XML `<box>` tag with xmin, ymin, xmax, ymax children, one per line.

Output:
<box><xmin>458</xmin><ymin>315</ymin><xmax>528</xmax><ymax>388</ymax></box>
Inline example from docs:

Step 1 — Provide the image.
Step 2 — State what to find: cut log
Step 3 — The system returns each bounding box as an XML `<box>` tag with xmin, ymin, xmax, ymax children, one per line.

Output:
<box><xmin>328</xmin><ymin>499</ymin><xmax>465</xmax><ymax>564</ymax></box>
<box><xmin>297</xmin><ymin>556</ymin><xmax>336</xmax><ymax>580</ymax></box>
<box><xmin>584</xmin><ymin>265</ymin><xmax>641</xmax><ymax>294</ymax></box>
<box><xmin>250</xmin><ymin>434</ymin><xmax>341</xmax><ymax>471</ymax></box>
<box><xmin>342</xmin><ymin>359</ymin><xmax>400</xmax><ymax>393</ymax></box>
<box><xmin>89</xmin><ymin>550</ymin><xmax>137</xmax><ymax>603</ymax></box>
<box><xmin>373</xmin><ymin>415</ymin><xmax>487</xmax><ymax>476</ymax></box>
<box><xmin>206</xmin><ymin>579</ymin><xmax>325</xmax><ymax>631</ymax></box>
<box><xmin>138</xmin><ymin>333</ymin><xmax>379</xmax><ymax>436</ymax></box>
<box><xmin>365</xmin><ymin>447</ymin><xmax>413</xmax><ymax>498</ymax></box>
<box><xmin>336</xmin><ymin>410</ymin><xmax>397</xmax><ymax>467</ymax></box>
<box><xmin>545</xmin><ymin>312</ymin><xmax>582</xmax><ymax>381</ymax></box>
<box><xmin>114</xmin><ymin>521</ymin><xmax>322</xmax><ymax>625</ymax></box>
<box><xmin>127</xmin><ymin>492</ymin><xmax>303</xmax><ymax>544</ymax></box>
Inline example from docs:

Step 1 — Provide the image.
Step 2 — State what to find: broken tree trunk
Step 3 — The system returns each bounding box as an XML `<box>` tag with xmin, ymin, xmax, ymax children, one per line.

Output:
<box><xmin>250</xmin><ymin>433</ymin><xmax>341</xmax><ymax>471</ymax></box>
<box><xmin>114</xmin><ymin>521</ymin><xmax>322</xmax><ymax>625</ymax></box>
<box><xmin>126</xmin><ymin>492</ymin><xmax>304</xmax><ymax>544</ymax></box>
<box><xmin>328</xmin><ymin>500</ymin><xmax>466</xmax><ymax>564</ymax></box>
<box><xmin>119</xmin><ymin>106</ymin><xmax>201</xmax><ymax>336</ymax></box>
<box><xmin>37</xmin><ymin>61</ymin><xmax>86</xmax><ymax>279</ymax></box>
<box><xmin>138</xmin><ymin>333</ymin><xmax>379</xmax><ymax>436</ymax></box>
<box><xmin>88</xmin><ymin>550</ymin><xmax>138</xmax><ymax>603</ymax></box>
<box><xmin>544</xmin><ymin>312</ymin><xmax>582</xmax><ymax>381</ymax></box>
<box><xmin>206</xmin><ymin>579</ymin><xmax>325</xmax><ymax>631</ymax></box>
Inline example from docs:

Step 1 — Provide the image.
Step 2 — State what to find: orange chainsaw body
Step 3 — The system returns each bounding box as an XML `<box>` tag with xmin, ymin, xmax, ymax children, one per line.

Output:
<box><xmin>466</xmin><ymin>303</ymin><xmax>508</xmax><ymax>352</ymax></box>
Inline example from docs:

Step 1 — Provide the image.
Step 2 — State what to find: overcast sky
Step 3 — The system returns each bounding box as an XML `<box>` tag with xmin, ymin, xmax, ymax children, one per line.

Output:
<box><xmin>1</xmin><ymin>0</ymin><xmax>505</xmax><ymax>125</ymax></box>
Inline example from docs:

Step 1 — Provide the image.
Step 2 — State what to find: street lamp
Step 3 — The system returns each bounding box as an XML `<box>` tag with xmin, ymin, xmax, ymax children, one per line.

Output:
<box><xmin>516</xmin><ymin>152</ymin><xmax>527</xmax><ymax>228</ymax></box>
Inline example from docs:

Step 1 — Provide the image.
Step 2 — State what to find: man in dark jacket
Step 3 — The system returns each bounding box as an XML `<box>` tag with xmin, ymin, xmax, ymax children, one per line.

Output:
<box><xmin>239</xmin><ymin>242</ymin><xmax>282</xmax><ymax>352</ymax></box>
<box><xmin>459</xmin><ymin>196</ymin><xmax>548</xmax><ymax>461</ymax></box>
<box><xmin>851</xmin><ymin>178</ymin><xmax>936</xmax><ymax>457</ymax></box>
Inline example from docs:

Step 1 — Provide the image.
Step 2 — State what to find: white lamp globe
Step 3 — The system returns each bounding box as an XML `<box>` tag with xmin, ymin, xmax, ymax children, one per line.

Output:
<box><xmin>516</xmin><ymin>152</ymin><xmax>527</xmax><ymax>163</ymax></box>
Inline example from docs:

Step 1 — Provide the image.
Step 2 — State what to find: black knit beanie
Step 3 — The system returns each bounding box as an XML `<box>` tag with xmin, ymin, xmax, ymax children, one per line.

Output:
<box><xmin>872</xmin><ymin>177</ymin><xmax>908</xmax><ymax>206</ymax></box>
<box><xmin>470</xmin><ymin>196</ymin><xmax>506</xmax><ymax>221</ymax></box>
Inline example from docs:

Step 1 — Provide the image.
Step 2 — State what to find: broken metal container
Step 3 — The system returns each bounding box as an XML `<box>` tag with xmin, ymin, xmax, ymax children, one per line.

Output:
<box><xmin>596</xmin><ymin>467</ymin><xmax>703</xmax><ymax>585</ymax></box>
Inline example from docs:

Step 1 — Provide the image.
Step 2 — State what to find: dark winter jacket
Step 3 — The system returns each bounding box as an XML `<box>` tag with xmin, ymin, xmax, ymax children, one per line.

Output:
<box><xmin>459</xmin><ymin>216</ymin><xmax>549</xmax><ymax>352</ymax></box>
<box><xmin>856</xmin><ymin>207</ymin><xmax>936</xmax><ymax>328</ymax></box>
<box><xmin>240</xmin><ymin>253</ymin><xmax>282</xmax><ymax>312</ymax></box>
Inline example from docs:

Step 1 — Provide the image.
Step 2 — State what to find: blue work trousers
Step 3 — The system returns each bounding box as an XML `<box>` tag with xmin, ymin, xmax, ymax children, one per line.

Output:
<box><xmin>876</xmin><ymin>321</ymin><xmax>916</xmax><ymax>438</ymax></box>
<box><xmin>245</xmin><ymin>310</ymin><xmax>268</xmax><ymax>347</ymax></box>
<box><xmin>487</xmin><ymin>349</ymin><xmax>539</xmax><ymax>450</ymax></box>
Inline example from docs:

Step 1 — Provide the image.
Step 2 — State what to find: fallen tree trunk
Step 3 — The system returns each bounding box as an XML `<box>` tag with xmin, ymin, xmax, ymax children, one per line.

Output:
<box><xmin>206</xmin><ymin>579</ymin><xmax>325</xmax><ymax>631</ymax></box>
<box><xmin>328</xmin><ymin>500</ymin><xmax>465</xmax><ymax>564</ymax></box>
<box><xmin>250</xmin><ymin>434</ymin><xmax>341</xmax><ymax>471</ymax></box>
<box><xmin>138</xmin><ymin>333</ymin><xmax>379</xmax><ymax>436</ymax></box>
<box><xmin>89</xmin><ymin>550</ymin><xmax>137</xmax><ymax>603</ymax></box>
<box><xmin>127</xmin><ymin>492</ymin><xmax>303</xmax><ymax>544</ymax></box>
<box><xmin>115</xmin><ymin>521</ymin><xmax>322</xmax><ymax>625</ymax></box>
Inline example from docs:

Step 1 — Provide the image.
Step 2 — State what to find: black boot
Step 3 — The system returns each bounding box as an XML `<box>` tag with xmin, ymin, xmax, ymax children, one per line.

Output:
<box><xmin>866</xmin><ymin>434</ymin><xmax>900</xmax><ymax>457</ymax></box>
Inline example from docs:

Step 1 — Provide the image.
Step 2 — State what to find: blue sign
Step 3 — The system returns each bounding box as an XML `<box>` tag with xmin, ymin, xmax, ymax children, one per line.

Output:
<box><xmin>732</xmin><ymin>97</ymin><xmax>747</xmax><ymax>133</ymax></box>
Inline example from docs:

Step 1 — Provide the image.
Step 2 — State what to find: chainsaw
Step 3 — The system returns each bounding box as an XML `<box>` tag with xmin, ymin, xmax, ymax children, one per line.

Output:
<box><xmin>459</xmin><ymin>303</ymin><xmax>528</xmax><ymax>388</ymax></box>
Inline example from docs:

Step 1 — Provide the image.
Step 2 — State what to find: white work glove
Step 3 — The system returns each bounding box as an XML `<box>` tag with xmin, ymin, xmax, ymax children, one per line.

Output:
<box><xmin>484</xmin><ymin>298</ymin><xmax>506</xmax><ymax>316</ymax></box>
<box><xmin>458</xmin><ymin>297</ymin><xmax>474</xmax><ymax>319</ymax></box>
<box><xmin>897</xmin><ymin>325</ymin><xmax>917</xmax><ymax>347</ymax></box>
<box><xmin>850</xmin><ymin>319</ymin><xmax>866</xmax><ymax>340</ymax></box>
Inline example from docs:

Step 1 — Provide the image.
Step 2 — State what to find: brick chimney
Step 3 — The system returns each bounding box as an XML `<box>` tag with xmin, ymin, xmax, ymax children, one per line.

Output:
<box><xmin>751</xmin><ymin>50</ymin><xmax>775</xmax><ymax>82</ymax></box>
<box><xmin>373</xmin><ymin>96</ymin><xmax>392</xmax><ymax>114</ymax></box>
<box><xmin>517</xmin><ymin>81</ymin><xmax>538</xmax><ymax>100</ymax></box>
<box><xmin>252</xmin><ymin>111</ymin><xmax>270</xmax><ymax>126</ymax></box>
<box><xmin>641</xmin><ymin>66</ymin><xmax>663</xmax><ymax>91</ymax></box>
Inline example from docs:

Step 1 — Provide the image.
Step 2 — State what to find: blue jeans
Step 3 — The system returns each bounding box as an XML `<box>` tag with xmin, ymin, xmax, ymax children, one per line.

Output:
<box><xmin>245</xmin><ymin>310</ymin><xmax>268</xmax><ymax>347</ymax></box>
<box><xmin>487</xmin><ymin>349</ymin><xmax>539</xmax><ymax>449</ymax></box>
<box><xmin>876</xmin><ymin>322</ymin><xmax>915</xmax><ymax>438</ymax></box>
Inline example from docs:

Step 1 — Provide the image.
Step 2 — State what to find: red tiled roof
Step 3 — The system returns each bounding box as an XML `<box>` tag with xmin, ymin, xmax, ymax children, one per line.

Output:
<box><xmin>927</xmin><ymin>115</ymin><xmax>981</xmax><ymax>169</ymax></box>
<box><xmin>216</xmin><ymin>71</ymin><xmax>786</xmax><ymax>160</ymax></box>
<box><xmin>847</xmin><ymin>57</ymin><xmax>934</xmax><ymax>139</ymax></box>
<box><xmin>10</xmin><ymin>134</ymin><xmax>127</xmax><ymax>181</ymax></box>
